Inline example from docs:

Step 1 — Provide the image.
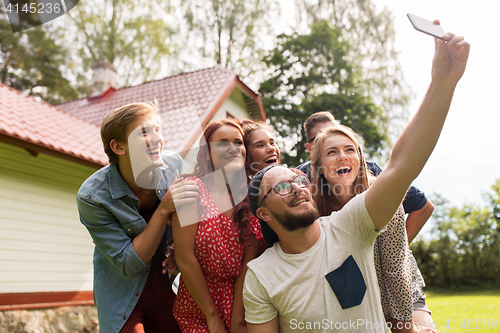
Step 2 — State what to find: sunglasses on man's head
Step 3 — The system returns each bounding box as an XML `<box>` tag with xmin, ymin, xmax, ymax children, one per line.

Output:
<box><xmin>259</xmin><ymin>174</ymin><xmax>310</xmax><ymax>206</ymax></box>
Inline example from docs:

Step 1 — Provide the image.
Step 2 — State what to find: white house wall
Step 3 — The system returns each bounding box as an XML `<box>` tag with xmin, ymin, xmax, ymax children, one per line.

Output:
<box><xmin>0</xmin><ymin>142</ymin><xmax>96</xmax><ymax>293</ymax></box>
<box><xmin>212</xmin><ymin>88</ymin><xmax>249</xmax><ymax>121</ymax></box>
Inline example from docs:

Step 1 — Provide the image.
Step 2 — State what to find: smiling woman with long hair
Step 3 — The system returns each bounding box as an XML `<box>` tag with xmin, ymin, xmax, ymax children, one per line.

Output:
<box><xmin>310</xmin><ymin>124</ymin><xmax>433</xmax><ymax>332</ymax></box>
<box><xmin>239</xmin><ymin>120</ymin><xmax>281</xmax><ymax>178</ymax></box>
<box><xmin>171</xmin><ymin>119</ymin><xmax>262</xmax><ymax>333</ymax></box>
<box><xmin>239</xmin><ymin>119</ymin><xmax>312</xmax><ymax>248</ymax></box>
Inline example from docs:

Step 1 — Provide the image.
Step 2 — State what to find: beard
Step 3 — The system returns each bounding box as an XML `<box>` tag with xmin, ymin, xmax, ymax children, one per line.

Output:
<box><xmin>272</xmin><ymin>201</ymin><xmax>319</xmax><ymax>232</ymax></box>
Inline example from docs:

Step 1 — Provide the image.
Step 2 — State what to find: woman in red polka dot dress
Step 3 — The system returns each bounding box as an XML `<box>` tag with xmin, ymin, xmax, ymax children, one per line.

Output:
<box><xmin>172</xmin><ymin>119</ymin><xmax>263</xmax><ymax>333</ymax></box>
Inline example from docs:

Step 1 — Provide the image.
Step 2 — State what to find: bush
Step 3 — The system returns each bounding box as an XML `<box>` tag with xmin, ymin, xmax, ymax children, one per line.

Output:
<box><xmin>410</xmin><ymin>181</ymin><xmax>500</xmax><ymax>287</ymax></box>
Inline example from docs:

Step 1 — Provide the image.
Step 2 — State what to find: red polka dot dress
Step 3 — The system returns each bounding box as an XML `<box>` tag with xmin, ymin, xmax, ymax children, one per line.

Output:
<box><xmin>173</xmin><ymin>176</ymin><xmax>263</xmax><ymax>332</ymax></box>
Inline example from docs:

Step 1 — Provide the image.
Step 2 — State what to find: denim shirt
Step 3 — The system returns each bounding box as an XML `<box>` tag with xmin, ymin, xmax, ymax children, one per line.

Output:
<box><xmin>77</xmin><ymin>151</ymin><xmax>183</xmax><ymax>333</ymax></box>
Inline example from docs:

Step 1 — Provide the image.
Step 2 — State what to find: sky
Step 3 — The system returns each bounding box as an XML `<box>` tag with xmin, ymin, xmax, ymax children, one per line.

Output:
<box><xmin>369</xmin><ymin>0</ymin><xmax>500</xmax><ymax>208</ymax></box>
<box><xmin>279</xmin><ymin>0</ymin><xmax>500</xmax><ymax>208</ymax></box>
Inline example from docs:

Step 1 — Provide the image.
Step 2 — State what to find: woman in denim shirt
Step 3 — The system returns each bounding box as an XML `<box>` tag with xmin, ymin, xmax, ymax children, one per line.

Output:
<box><xmin>77</xmin><ymin>102</ymin><xmax>199</xmax><ymax>333</ymax></box>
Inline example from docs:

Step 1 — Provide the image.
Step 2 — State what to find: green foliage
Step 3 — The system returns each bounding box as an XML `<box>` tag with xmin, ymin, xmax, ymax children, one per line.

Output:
<box><xmin>260</xmin><ymin>20</ymin><xmax>389</xmax><ymax>166</ymax></box>
<box><xmin>301</xmin><ymin>92</ymin><xmax>388</xmax><ymax>158</ymax></box>
<box><xmin>65</xmin><ymin>0</ymin><xmax>173</xmax><ymax>87</ymax></box>
<box><xmin>0</xmin><ymin>7</ymin><xmax>81</xmax><ymax>104</ymax></box>
<box><xmin>1</xmin><ymin>0</ymin><xmax>174</xmax><ymax>101</ymax></box>
<box><xmin>485</xmin><ymin>180</ymin><xmax>500</xmax><ymax>222</ymax></box>
<box><xmin>411</xmin><ymin>181</ymin><xmax>500</xmax><ymax>287</ymax></box>
<box><xmin>177</xmin><ymin>0</ymin><xmax>278</xmax><ymax>78</ymax></box>
<box><xmin>296</xmin><ymin>0</ymin><xmax>412</xmax><ymax>138</ymax></box>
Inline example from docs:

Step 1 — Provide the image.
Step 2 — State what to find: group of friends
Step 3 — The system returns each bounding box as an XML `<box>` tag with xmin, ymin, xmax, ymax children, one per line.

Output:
<box><xmin>77</xmin><ymin>32</ymin><xmax>470</xmax><ymax>332</ymax></box>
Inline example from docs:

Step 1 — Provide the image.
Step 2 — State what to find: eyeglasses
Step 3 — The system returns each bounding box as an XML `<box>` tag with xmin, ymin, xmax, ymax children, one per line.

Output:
<box><xmin>259</xmin><ymin>174</ymin><xmax>310</xmax><ymax>206</ymax></box>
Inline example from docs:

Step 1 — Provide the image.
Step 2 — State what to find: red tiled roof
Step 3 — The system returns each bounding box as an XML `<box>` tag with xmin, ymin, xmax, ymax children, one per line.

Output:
<box><xmin>0</xmin><ymin>84</ymin><xmax>108</xmax><ymax>167</ymax></box>
<box><xmin>57</xmin><ymin>65</ymin><xmax>264</xmax><ymax>155</ymax></box>
<box><xmin>0</xmin><ymin>66</ymin><xmax>264</xmax><ymax>168</ymax></box>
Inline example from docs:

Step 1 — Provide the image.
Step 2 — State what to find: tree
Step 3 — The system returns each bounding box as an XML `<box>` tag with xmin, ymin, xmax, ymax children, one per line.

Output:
<box><xmin>410</xmin><ymin>183</ymin><xmax>500</xmax><ymax>288</ymax></box>
<box><xmin>175</xmin><ymin>0</ymin><xmax>279</xmax><ymax>79</ymax></box>
<box><xmin>485</xmin><ymin>180</ymin><xmax>500</xmax><ymax>224</ymax></box>
<box><xmin>260</xmin><ymin>20</ymin><xmax>389</xmax><ymax>166</ymax></box>
<box><xmin>0</xmin><ymin>7</ymin><xmax>82</xmax><ymax>104</ymax></box>
<box><xmin>64</xmin><ymin>0</ymin><xmax>174</xmax><ymax>88</ymax></box>
<box><xmin>296</xmin><ymin>0</ymin><xmax>412</xmax><ymax>138</ymax></box>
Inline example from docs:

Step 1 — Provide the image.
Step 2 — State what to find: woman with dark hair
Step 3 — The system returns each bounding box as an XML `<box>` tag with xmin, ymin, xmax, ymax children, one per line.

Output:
<box><xmin>239</xmin><ymin>120</ymin><xmax>280</xmax><ymax>178</ymax></box>
<box><xmin>310</xmin><ymin>124</ymin><xmax>433</xmax><ymax>333</ymax></box>
<box><xmin>172</xmin><ymin>119</ymin><xmax>262</xmax><ymax>333</ymax></box>
<box><xmin>239</xmin><ymin>120</ymin><xmax>312</xmax><ymax>249</ymax></box>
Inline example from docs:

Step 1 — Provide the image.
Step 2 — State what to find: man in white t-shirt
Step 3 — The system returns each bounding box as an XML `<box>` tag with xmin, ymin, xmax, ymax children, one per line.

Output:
<box><xmin>244</xmin><ymin>165</ymin><xmax>387</xmax><ymax>333</ymax></box>
<box><xmin>243</xmin><ymin>27</ymin><xmax>469</xmax><ymax>333</ymax></box>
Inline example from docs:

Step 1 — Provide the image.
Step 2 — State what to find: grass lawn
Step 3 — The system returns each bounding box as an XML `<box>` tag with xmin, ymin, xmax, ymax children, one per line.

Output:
<box><xmin>424</xmin><ymin>289</ymin><xmax>500</xmax><ymax>332</ymax></box>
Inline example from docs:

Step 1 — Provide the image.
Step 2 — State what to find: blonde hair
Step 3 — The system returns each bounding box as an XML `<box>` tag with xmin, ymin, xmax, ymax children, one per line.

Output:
<box><xmin>310</xmin><ymin>124</ymin><xmax>374</xmax><ymax>215</ymax></box>
<box><xmin>100</xmin><ymin>100</ymin><xmax>162</xmax><ymax>164</ymax></box>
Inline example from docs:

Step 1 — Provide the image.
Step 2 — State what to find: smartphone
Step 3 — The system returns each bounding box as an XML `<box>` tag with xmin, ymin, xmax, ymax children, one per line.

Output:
<box><xmin>407</xmin><ymin>13</ymin><xmax>445</xmax><ymax>39</ymax></box>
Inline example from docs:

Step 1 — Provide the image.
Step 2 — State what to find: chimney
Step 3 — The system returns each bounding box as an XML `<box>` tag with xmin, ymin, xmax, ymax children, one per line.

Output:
<box><xmin>88</xmin><ymin>60</ymin><xmax>117</xmax><ymax>97</ymax></box>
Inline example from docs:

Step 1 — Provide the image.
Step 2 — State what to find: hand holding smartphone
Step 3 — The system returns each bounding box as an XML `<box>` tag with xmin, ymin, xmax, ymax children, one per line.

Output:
<box><xmin>407</xmin><ymin>13</ymin><xmax>445</xmax><ymax>39</ymax></box>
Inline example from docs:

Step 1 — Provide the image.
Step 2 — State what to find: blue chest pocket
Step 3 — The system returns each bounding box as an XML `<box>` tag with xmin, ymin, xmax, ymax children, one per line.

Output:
<box><xmin>325</xmin><ymin>255</ymin><xmax>366</xmax><ymax>309</ymax></box>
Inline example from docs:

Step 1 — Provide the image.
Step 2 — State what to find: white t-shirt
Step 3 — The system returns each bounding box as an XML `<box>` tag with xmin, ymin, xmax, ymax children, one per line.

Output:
<box><xmin>243</xmin><ymin>192</ymin><xmax>387</xmax><ymax>332</ymax></box>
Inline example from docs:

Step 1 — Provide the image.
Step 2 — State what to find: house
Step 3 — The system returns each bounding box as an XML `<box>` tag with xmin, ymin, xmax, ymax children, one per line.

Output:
<box><xmin>0</xmin><ymin>65</ymin><xmax>265</xmax><ymax>317</ymax></box>
<box><xmin>57</xmin><ymin>62</ymin><xmax>266</xmax><ymax>171</ymax></box>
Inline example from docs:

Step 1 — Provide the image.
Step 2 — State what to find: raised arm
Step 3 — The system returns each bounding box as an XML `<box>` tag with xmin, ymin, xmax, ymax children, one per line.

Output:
<box><xmin>366</xmin><ymin>31</ymin><xmax>470</xmax><ymax>230</ymax></box>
